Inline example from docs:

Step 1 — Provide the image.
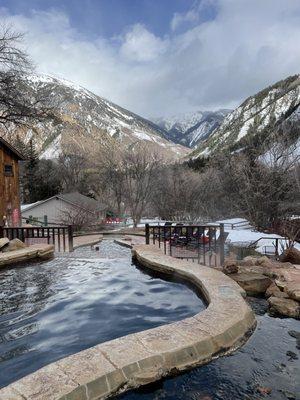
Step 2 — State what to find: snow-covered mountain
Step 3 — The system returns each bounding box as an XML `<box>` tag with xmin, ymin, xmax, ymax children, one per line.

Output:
<box><xmin>153</xmin><ymin>110</ymin><xmax>231</xmax><ymax>148</ymax></box>
<box><xmin>192</xmin><ymin>74</ymin><xmax>300</xmax><ymax>157</ymax></box>
<box><xmin>1</xmin><ymin>74</ymin><xmax>189</xmax><ymax>160</ymax></box>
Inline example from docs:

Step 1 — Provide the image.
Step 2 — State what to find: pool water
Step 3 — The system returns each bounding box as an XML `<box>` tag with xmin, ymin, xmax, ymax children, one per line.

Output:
<box><xmin>118</xmin><ymin>298</ymin><xmax>300</xmax><ymax>400</ymax></box>
<box><xmin>0</xmin><ymin>240</ymin><xmax>204</xmax><ymax>388</ymax></box>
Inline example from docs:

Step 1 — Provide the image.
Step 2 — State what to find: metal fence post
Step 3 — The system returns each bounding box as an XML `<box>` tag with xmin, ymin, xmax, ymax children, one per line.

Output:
<box><xmin>219</xmin><ymin>223</ymin><xmax>225</xmax><ymax>266</ymax></box>
<box><xmin>68</xmin><ymin>225</ymin><xmax>74</xmax><ymax>252</ymax></box>
<box><xmin>145</xmin><ymin>223</ymin><xmax>150</xmax><ymax>245</ymax></box>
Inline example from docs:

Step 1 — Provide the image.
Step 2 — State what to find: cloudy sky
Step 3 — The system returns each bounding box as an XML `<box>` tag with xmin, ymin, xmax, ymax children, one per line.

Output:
<box><xmin>1</xmin><ymin>0</ymin><xmax>300</xmax><ymax>118</ymax></box>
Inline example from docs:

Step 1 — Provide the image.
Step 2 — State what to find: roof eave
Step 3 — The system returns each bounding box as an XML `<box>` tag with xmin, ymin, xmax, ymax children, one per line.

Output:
<box><xmin>0</xmin><ymin>137</ymin><xmax>26</xmax><ymax>160</ymax></box>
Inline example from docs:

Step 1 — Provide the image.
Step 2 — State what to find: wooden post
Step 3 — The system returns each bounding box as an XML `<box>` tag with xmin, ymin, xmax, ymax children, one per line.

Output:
<box><xmin>68</xmin><ymin>225</ymin><xmax>74</xmax><ymax>252</ymax></box>
<box><xmin>145</xmin><ymin>223</ymin><xmax>150</xmax><ymax>245</ymax></box>
<box><xmin>219</xmin><ymin>223</ymin><xmax>225</xmax><ymax>267</ymax></box>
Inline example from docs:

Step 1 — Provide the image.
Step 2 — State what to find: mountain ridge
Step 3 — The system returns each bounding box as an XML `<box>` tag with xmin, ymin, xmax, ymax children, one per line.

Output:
<box><xmin>1</xmin><ymin>73</ymin><xmax>190</xmax><ymax>160</ymax></box>
<box><xmin>153</xmin><ymin>109</ymin><xmax>231</xmax><ymax>148</ymax></box>
<box><xmin>192</xmin><ymin>74</ymin><xmax>300</xmax><ymax>157</ymax></box>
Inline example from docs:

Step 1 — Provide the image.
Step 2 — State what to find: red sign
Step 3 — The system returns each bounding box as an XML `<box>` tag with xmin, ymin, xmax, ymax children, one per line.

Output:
<box><xmin>12</xmin><ymin>208</ymin><xmax>20</xmax><ymax>227</ymax></box>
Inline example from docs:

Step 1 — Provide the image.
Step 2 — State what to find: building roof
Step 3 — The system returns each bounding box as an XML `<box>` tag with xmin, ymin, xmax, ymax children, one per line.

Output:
<box><xmin>21</xmin><ymin>192</ymin><xmax>107</xmax><ymax>214</ymax></box>
<box><xmin>58</xmin><ymin>192</ymin><xmax>107</xmax><ymax>212</ymax></box>
<box><xmin>0</xmin><ymin>137</ymin><xmax>26</xmax><ymax>160</ymax></box>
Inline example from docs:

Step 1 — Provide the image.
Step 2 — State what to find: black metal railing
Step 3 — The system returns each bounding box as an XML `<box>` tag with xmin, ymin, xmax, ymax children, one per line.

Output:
<box><xmin>145</xmin><ymin>223</ymin><xmax>225</xmax><ymax>267</ymax></box>
<box><xmin>0</xmin><ymin>225</ymin><xmax>74</xmax><ymax>252</ymax></box>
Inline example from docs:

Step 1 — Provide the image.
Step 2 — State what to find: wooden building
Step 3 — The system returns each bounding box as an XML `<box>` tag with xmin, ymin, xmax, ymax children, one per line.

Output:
<box><xmin>0</xmin><ymin>137</ymin><xmax>25</xmax><ymax>227</ymax></box>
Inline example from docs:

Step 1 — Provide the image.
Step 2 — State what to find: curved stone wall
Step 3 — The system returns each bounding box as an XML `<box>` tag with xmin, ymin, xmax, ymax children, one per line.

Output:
<box><xmin>0</xmin><ymin>244</ymin><xmax>256</xmax><ymax>400</ymax></box>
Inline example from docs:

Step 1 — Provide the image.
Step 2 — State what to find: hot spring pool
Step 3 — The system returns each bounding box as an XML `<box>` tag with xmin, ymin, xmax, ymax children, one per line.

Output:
<box><xmin>0</xmin><ymin>240</ymin><xmax>204</xmax><ymax>388</ymax></box>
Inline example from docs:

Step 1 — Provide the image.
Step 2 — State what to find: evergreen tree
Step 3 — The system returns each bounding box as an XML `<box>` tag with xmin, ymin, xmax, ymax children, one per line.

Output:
<box><xmin>23</xmin><ymin>139</ymin><xmax>39</xmax><ymax>203</ymax></box>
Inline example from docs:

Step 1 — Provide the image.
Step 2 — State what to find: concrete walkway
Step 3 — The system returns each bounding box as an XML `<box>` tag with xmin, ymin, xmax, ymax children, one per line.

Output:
<box><xmin>0</xmin><ymin>244</ymin><xmax>256</xmax><ymax>400</ymax></box>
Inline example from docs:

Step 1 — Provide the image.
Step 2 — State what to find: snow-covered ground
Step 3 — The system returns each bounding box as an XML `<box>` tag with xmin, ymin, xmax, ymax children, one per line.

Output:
<box><xmin>217</xmin><ymin>218</ymin><xmax>300</xmax><ymax>254</ymax></box>
<box><xmin>135</xmin><ymin>217</ymin><xmax>300</xmax><ymax>255</ymax></box>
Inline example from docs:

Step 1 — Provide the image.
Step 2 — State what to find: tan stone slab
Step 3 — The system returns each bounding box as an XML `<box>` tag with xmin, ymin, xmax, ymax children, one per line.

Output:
<box><xmin>0</xmin><ymin>244</ymin><xmax>54</xmax><ymax>267</ymax></box>
<box><xmin>98</xmin><ymin>333</ymin><xmax>155</xmax><ymax>368</ymax></box>
<box><xmin>10</xmin><ymin>363</ymin><xmax>79</xmax><ymax>400</ymax></box>
<box><xmin>56</xmin><ymin>346</ymin><xmax>116</xmax><ymax>385</ymax></box>
<box><xmin>73</xmin><ymin>234</ymin><xmax>103</xmax><ymax>250</ymax></box>
<box><xmin>62</xmin><ymin>385</ymin><xmax>88</xmax><ymax>400</ymax></box>
<box><xmin>85</xmin><ymin>375</ymin><xmax>109</xmax><ymax>400</ymax></box>
<box><xmin>136</xmin><ymin>323</ymin><xmax>192</xmax><ymax>354</ymax></box>
<box><xmin>0</xmin><ymin>386</ymin><xmax>24</xmax><ymax>400</ymax></box>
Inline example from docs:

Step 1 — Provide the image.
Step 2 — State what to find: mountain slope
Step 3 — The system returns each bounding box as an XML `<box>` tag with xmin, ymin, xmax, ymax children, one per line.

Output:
<box><xmin>1</xmin><ymin>74</ymin><xmax>189</xmax><ymax>160</ymax></box>
<box><xmin>192</xmin><ymin>75</ymin><xmax>300</xmax><ymax>157</ymax></box>
<box><xmin>153</xmin><ymin>110</ymin><xmax>231</xmax><ymax>148</ymax></box>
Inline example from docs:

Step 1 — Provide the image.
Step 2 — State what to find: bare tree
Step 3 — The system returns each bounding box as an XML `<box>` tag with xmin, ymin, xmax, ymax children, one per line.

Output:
<box><xmin>122</xmin><ymin>146</ymin><xmax>160</xmax><ymax>227</ymax></box>
<box><xmin>152</xmin><ymin>164</ymin><xmax>201</xmax><ymax>221</ymax></box>
<box><xmin>151</xmin><ymin>164</ymin><xmax>231</xmax><ymax>222</ymax></box>
<box><xmin>0</xmin><ymin>24</ymin><xmax>54</xmax><ymax>127</ymax></box>
<box><xmin>59</xmin><ymin>206</ymin><xmax>95</xmax><ymax>231</ymax></box>
<box><xmin>99</xmin><ymin>152</ymin><xmax>126</xmax><ymax>217</ymax></box>
<box><xmin>215</xmin><ymin>132</ymin><xmax>300</xmax><ymax>230</ymax></box>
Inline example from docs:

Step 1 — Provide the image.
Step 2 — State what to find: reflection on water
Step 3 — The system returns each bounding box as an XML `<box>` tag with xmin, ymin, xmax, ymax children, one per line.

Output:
<box><xmin>0</xmin><ymin>240</ymin><xmax>203</xmax><ymax>388</ymax></box>
<box><xmin>118</xmin><ymin>298</ymin><xmax>300</xmax><ymax>400</ymax></box>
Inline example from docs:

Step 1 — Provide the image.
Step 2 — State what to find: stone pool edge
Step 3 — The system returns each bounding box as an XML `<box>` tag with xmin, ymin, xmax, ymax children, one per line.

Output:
<box><xmin>0</xmin><ymin>243</ymin><xmax>256</xmax><ymax>400</ymax></box>
<box><xmin>0</xmin><ymin>244</ymin><xmax>54</xmax><ymax>268</ymax></box>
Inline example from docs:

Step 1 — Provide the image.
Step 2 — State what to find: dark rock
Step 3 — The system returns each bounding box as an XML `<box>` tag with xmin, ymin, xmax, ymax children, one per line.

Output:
<box><xmin>286</xmin><ymin>350</ymin><xmax>298</xmax><ymax>360</ymax></box>
<box><xmin>288</xmin><ymin>330</ymin><xmax>300</xmax><ymax>349</ymax></box>
<box><xmin>223</xmin><ymin>259</ymin><xmax>238</xmax><ymax>274</ymax></box>
<box><xmin>257</xmin><ymin>386</ymin><xmax>272</xmax><ymax>395</ymax></box>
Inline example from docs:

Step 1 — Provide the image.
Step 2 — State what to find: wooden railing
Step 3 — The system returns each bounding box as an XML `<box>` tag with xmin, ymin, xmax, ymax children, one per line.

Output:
<box><xmin>145</xmin><ymin>223</ymin><xmax>226</xmax><ymax>267</ymax></box>
<box><xmin>0</xmin><ymin>225</ymin><xmax>74</xmax><ymax>252</ymax></box>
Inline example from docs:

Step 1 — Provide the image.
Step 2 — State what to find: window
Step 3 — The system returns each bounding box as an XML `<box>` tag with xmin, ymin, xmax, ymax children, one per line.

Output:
<box><xmin>4</xmin><ymin>164</ymin><xmax>13</xmax><ymax>177</ymax></box>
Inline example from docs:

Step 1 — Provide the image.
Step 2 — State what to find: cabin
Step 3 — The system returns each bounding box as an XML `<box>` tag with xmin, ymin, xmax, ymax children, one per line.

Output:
<box><xmin>21</xmin><ymin>192</ymin><xmax>107</xmax><ymax>227</ymax></box>
<box><xmin>0</xmin><ymin>137</ymin><xmax>25</xmax><ymax>227</ymax></box>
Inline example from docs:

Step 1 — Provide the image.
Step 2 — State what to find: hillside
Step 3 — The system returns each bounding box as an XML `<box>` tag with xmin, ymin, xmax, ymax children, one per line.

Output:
<box><xmin>1</xmin><ymin>74</ymin><xmax>189</xmax><ymax>160</ymax></box>
<box><xmin>153</xmin><ymin>109</ymin><xmax>230</xmax><ymax>148</ymax></box>
<box><xmin>192</xmin><ymin>75</ymin><xmax>300</xmax><ymax>157</ymax></box>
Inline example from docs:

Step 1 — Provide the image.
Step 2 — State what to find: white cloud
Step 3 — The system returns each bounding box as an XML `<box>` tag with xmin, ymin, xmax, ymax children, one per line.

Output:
<box><xmin>1</xmin><ymin>0</ymin><xmax>300</xmax><ymax>118</ymax></box>
<box><xmin>120</xmin><ymin>24</ymin><xmax>168</xmax><ymax>62</ymax></box>
<box><xmin>171</xmin><ymin>9</ymin><xmax>199</xmax><ymax>31</ymax></box>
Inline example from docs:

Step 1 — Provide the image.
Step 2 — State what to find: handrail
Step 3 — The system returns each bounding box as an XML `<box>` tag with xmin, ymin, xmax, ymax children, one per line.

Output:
<box><xmin>247</xmin><ymin>236</ymin><xmax>287</xmax><ymax>248</ymax></box>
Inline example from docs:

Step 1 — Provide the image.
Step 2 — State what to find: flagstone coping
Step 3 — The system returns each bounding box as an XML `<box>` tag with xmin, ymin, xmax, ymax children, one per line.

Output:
<box><xmin>0</xmin><ymin>244</ymin><xmax>256</xmax><ymax>400</ymax></box>
<box><xmin>73</xmin><ymin>234</ymin><xmax>103</xmax><ymax>250</ymax></box>
<box><xmin>0</xmin><ymin>244</ymin><xmax>54</xmax><ymax>268</ymax></box>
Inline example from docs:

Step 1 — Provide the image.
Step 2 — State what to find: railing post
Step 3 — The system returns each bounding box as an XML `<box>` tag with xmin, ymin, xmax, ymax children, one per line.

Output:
<box><xmin>0</xmin><ymin>226</ymin><xmax>3</xmax><ymax>238</ymax></box>
<box><xmin>219</xmin><ymin>223</ymin><xmax>225</xmax><ymax>267</ymax></box>
<box><xmin>145</xmin><ymin>223</ymin><xmax>150</xmax><ymax>245</ymax></box>
<box><xmin>158</xmin><ymin>226</ymin><xmax>161</xmax><ymax>248</ymax></box>
<box><xmin>68</xmin><ymin>225</ymin><xmax>74</xmax><ymax>252</ymax></box>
